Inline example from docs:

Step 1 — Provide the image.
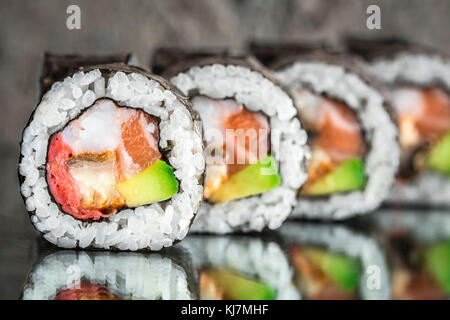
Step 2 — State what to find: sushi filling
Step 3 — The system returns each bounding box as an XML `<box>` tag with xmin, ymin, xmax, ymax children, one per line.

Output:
<box><xmin>290</xmin><ymin>245</ymin><xmax>361</xmax><ymax>300</ymax></box>
<box><xmin>46</xmin><ymin>98</ymin><xmax>178</xmax><ymax>220</ymax></box>
<box><xmin>199</xmin><ymin>268</ymin><xmax>276</xmax><ymax>300</ymax></box>
<box><xmin>391</xmin><ymin>87</ymin><xmax>450</xmax><ymax>180</ymax></box>
<box><xmin>192</xmin><ymin>96</ymin><xmax>281</xmax><ymax>203</ymax></box>
<box><xmin>292</xmin><ymin>89</ymin><xmax>367</xmax><ymax>196</ymax></box>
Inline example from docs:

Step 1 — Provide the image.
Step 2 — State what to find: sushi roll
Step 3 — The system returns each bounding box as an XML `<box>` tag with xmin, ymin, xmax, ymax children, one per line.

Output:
<box><xmin>374</xmin><ymin>209</ymin><xmax>450</xmax><ymax>299</ymax></box>
<box><xmin>19</xmin><ymin>56</ymin><xmax>204</xmax><ymax>250</ymax></box>
<box><xmin>22</xmin><ymin>248</ymin><xmax>196</xmax><ymax>300</ymax></box>
<box><xmin>345</xmin><ymin>38</ymin><xmax>450</xmax><ymax>207</ymax></box>
<box><xmin>280</xmin><ymin>221</ymin><xmax>390</xmax><ymax>300</ymax></box>
<box><xmin>252</xmin><ymin>44</ymin><xmax>399</xmax><ymax>219</ymax></box>
<box><xmin>181</xmin><ymin>234</ymin><xmax>300</xmax><ymax>300</ymax></box>
<box><xmin>156</xmin><ymin>54</ymin><xmax>309</xmax><ymax>233</ymax></box>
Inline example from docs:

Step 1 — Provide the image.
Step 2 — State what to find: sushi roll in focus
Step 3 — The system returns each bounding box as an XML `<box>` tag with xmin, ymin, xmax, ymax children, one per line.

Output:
<box><xmin>22</xmin><ymin>249</ymin><xmax>196</xmax><ymax>300</ymax></box>
<box><xmin>374</xmin><ymin>209</ymin><xmax>450</xmax><ymax>299</ymax></box>
<box><xmin>19</xmin><ymin>56</ymin><xmax>204</xmax><ymax>250</ymax></box>
<box><xmin>280</xmin><ymin>221</ymin><xmax>390</xmax><ymax>300</ymax></box>
<box><xmin>345</xmin><ymin>38</ymin><xmax>450</xmax><ymax>207</ymax></box>
<box><xmin>252</xmin><ymin>44</ymin><xmax>399</xmax><ymax>219</ymax></box>
<box><xmin>181</xmin><ymin>234</ymin><xmax>299</xmax><ymax>300</ymax></box>
<box><xmin>155</xmin><ymin>53</ymin><xmax>309</xmax><ymax>233</ymax></box>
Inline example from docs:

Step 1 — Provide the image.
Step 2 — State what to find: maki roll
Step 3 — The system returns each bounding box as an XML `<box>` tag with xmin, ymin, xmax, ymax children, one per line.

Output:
<box><xmin>252</xmin><ymin>44</ymin><xmax>399</xmax><ymax>219</ymax></box>
<box><xmin>374</xmin><ymin>209</ymin><xmax>450</xmax><ymax>299</ymax></box>
<box><xmin>155</xmin><ymin>53</ymin><xmax>309</xmax><ymax>233</ymax></box>
<box><xmin>19</xmin><ymin>55</ymin><xmax>204</xmax><ymax>250</ymax></box>
<box><xmin>181</xmin><ymin>234</ymin><xmax>299</xmax><ymax>300</ymax></box>
<box><xmin>280</xmin><ymin>221</ymin><xmax>390</xmax><ymax>300</ymax></box>
<box><xmin>345</xmin><ymin>38</ymin><xmax>450</xmax><ymax>207</ymax></box>
<box><xmin>22</xmin><ymin>249</ymin><xmax>196</xmax><ymax>300</ymax></box>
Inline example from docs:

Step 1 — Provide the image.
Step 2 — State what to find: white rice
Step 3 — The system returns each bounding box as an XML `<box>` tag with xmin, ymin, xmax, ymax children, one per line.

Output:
<box><xmin>276</xmin><ymin>61</ymin><xmax>399</xmax><ymax>219</ymax></box>
<box><xmin>171</xmin><ymin>63</ymin><xmax>309</xmax><ymax>233</ymax></box>
<box><xmin>181</xmin><ymin>235</ymin><xmax>300</xmax><ymax>300</ymax></box>
<box><xmin>19</xmin><ymin>68</ymin><xmax>204</xmax><ymax>251</ymax></box>
<box><xmin>365</xmin><ymin>53</ymin><xmax>450</xmax><ymax>206</ymax></box>
<box><xmin>280</xmin><ymin>222</ymin><xmax>391</xmax><ymax>300</ymax></box>
<box><xmin>22</xmin><ymin>251</ymin><xmax>194</xmax><ymax>300</ymax></box>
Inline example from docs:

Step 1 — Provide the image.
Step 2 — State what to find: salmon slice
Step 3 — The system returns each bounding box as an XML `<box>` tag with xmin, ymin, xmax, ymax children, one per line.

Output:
<box><xmin>297</xmin><ymin>89</ymin><xmax>366</xmax><ymax>188</ymax></box>
<box><xmin>315</xmin><ymin>99</ymin><xmax>365</xmax><ymax>162</ymax></box>
<box><xmin>192</xmin><ymin>96</ymin><xmax>270</xmax><ymax>199</ymax></box>
<box><xmin>223</xmin><ymin>107</ymin><xmax>270</xmax><ymax>175</ymax></box>
<box><xmin>117</xmin><ymin>110</ymin><xmax>161</xmax><ymax>181</ymax></box>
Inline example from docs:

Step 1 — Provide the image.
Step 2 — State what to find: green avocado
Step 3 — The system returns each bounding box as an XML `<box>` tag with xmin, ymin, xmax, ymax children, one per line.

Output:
<box><xmin>209</xmin><ymin>155</ymin><xmax>281</xmax><ymax>203</ymax></box>
<box><xmin>304</xmin><ymin>248</ymin><xmax>360</xmax><ymax>292</ymax></box>
<box><xmin>424</xmin><ymin>240</ymin><xmax>450</xmax><ymax>294</ymax></box>
<box><xmin>302</xmin><ymin>158</ymin><xmax>366</xmax><ymax>196</ymax></box>
<box><xmin>204</xmin><ymin>268</ymin><xmax>276</xmax><ymax>300</ymax></box>
<box><xmin>116</xmin><ymin>160</ymin><xmax>178</xmax><ymax>207</ymax></box>
<box><xmin>427</xmin><ymin>131</ymin><xmax>450</xmax><ymax>176</ymax></box>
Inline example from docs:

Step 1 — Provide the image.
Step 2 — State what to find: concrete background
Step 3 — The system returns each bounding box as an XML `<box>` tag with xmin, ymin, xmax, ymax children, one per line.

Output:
<box><xmin>0</xmin><ymin>0</ymin><xmax>449</xmax><ymax>299</ymax></box>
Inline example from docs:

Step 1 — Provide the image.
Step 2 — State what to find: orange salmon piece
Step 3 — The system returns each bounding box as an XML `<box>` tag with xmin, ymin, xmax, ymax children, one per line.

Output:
<box><xmin>223</xmin><ymin>108</ymin><xmax>270</xmax><ymax>175</ymax></box>
<box><xmin>118</xmin><ymin>112</ymin><xmax>161</xmax><ymax>181</ymax></box>
<box><xmin>415</xmin><ymin>88</ymin><xmax>450</xmax><ymax>142</ymax></box>
<box><xmin>316</xmin><ymin>99</ymin><xmax>365</xmax><ymax>162</ymax></box>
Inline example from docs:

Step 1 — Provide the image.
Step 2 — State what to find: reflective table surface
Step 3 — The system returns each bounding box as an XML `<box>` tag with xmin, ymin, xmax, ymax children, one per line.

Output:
<box><xmin>2</xmin><ymin>207</ymin><xmax>449</xmax><ymax>300</ymax></box>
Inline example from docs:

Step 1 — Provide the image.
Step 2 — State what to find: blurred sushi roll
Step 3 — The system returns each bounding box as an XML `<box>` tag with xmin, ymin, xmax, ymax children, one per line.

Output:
<box><xmin>374</xmin><ymin>209</ymin><xmax>450</xmax><ymax>299</ymax></box>
<box><xmin>22</xmin><ymin>249</ymin><xmax>196</xmax><ymax>300</ymax></box>
<box><xmin>252</xmin><ymin>44</ymin><xmax>399</xmax><ymax>219</ymax></box>
<box><xmin>280</xmin><ymin>221</ymin><xmax>390</xmax><ymax>300</ymax></box>
<box><xmin>181</xmin><ymin>234</ymin><xmax>300</xmax><ymax>300</ymax></box>
<box><xmin>154</xmin><ymin>53</ymin><xmax>309</xmax><ymax>233</ymax></box>
<box><xmin>345</xmin><ymin>38</ymin><xmax>450</xmax><ymax>207</ymax></box>
<box><xmin>19</xmin><ymin>55</ymin><xmax>204</xmax><ymax>250</ymax></box>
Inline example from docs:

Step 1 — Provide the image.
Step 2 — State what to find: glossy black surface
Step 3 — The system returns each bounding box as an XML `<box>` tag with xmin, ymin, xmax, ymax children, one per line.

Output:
<box><xmin>3</xmin><ymin>208</ymin><xmax>449</xmax><ymax>300</ymax></box>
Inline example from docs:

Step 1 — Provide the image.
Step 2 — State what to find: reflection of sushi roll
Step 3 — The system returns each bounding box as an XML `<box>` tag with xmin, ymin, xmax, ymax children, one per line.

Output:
<box><xmin>181</xmin><ymin>234</ymin><xmax>299</xmax><ymax>300</ymax></box>
<box><xmin>345</xmin><ymin>39</ymin><xmax>450</xmax><ymax>207</ymax></box>
<box><xmin>157</xmin><ymin>54</ymin><xmax>309</xmax><ymax>233</ymax></box>
<box><xmin>252</xmin><ymin>44</ymin><xmax>399</xmax><ymax>219</ymax></box>
<box><xmin>374</xmin><ymin>209</ymin><xmax>450</xmax><ymax>299</ymax></box>
<box><xmin>19</xmin><ymin>56</ymin><xmax>204</xmax><ymax>250</ymax></box>
<box><xmin>22</xmin><ymin>248</ymin><xmax>196</xmax><ymax>300</ymax></box>
<box><xmin>280</xmin><ymin>222</ymin><xmax>390</xmax><ymax>300</ymax></box>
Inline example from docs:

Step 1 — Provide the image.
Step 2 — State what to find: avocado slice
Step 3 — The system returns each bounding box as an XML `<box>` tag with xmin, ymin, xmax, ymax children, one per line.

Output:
<box><xmin>424</xmin><ymin>240</ymin><xmax>450</xmax><ymax>294</ymax></box>
<box><xmin>208</xmin><ymin>155</ymin><xmax>281</xmax><ymax>203</ymax></box>
<box><xmin>304</xmin><ymin>248</ymin><xmax>360</xmax><ymax>292</ymax></box>
<box><xmin>203</xmin><ymin>268</ymin><xmax>276</xmax><ymax>300</ymax></box>
<box><xmin>116</xmin><ymin>160</ymin><xmax>178</xmax><ymax>207</ymax></box>
<box><xmin>302</xmin><ymin>158</ymin><xmax>366</xmax><ymax>196</ymax></box>
<box><xmin>427</xmin><ymin>131</ymin><xmax>450</xmax><ymax>176</ymax></box>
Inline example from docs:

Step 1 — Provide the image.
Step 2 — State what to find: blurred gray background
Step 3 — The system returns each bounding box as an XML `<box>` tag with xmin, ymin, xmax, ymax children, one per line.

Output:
<box><xmin>0</xmin><ymin>0</ymin><xmax>449</xmax><ymax>299</ymax></box>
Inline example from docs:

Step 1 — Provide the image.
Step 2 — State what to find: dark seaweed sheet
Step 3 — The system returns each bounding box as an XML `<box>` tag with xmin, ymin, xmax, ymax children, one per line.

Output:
<box><xmin>40</xmin><ymin>53</ymin><xmax>132</xmax><ymax>98</ymax></box>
